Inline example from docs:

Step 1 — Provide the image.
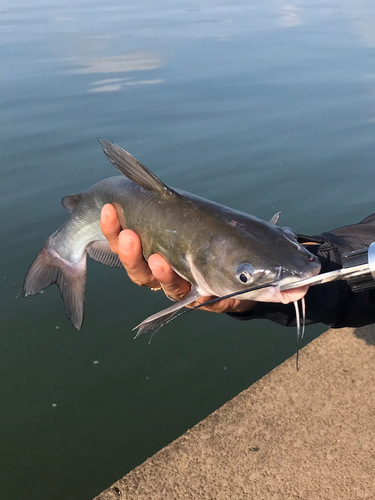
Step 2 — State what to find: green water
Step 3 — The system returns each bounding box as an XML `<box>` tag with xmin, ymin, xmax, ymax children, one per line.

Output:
<box><xmin>1</xmin><ymin>1</ymin><xmax>375</xmax><ymax>498</ymax></box>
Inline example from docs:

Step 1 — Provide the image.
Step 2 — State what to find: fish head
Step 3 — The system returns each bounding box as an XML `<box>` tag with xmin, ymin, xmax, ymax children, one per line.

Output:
<box><xmin>196</xmin><ymin>223</ymin><xmax>321</xmax><ymax>304</ymax></box>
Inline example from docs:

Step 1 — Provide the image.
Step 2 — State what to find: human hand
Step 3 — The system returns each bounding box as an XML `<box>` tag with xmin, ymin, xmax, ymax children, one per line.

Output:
<box><xmin>100</xmin><ymin>204</ymin><xmax>256</xmax><ymax>314</ymax></box>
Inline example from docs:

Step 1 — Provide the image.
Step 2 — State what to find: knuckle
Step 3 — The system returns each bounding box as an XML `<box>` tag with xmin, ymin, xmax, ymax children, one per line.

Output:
<box><xmin>125</xmin><ymin>261</ymin><xmax>148</xmax><ymax>276</ymax></box>
<box><xmin>164</xmin><ymin>288</ymin><xmax>185</xmax><ymax>301</ymax></box>
<box><xmin>108</xmin><ymin>242</ymin><xmax>119</xmax><ymax>255</ymax></box>
<box><xmin>131</xmin><ymin>277</ymin><xmax>147</xmax><ymax>287</ymax></box>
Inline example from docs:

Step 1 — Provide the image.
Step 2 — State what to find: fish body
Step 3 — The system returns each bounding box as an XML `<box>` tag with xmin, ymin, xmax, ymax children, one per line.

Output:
<box><xmin>24</xmin><ymin>140</ymin><xmax>321</xmax><ymax>331</ymax></box>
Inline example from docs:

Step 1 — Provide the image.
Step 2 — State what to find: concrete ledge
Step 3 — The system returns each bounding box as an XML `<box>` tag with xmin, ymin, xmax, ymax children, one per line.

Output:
<box><xmin>94</xmin><ymin>326</ymin><xmax>375</xmax><ymax>500</ymax></box>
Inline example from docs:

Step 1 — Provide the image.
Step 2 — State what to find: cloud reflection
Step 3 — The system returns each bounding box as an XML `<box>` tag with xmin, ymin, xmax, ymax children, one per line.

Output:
<box><xmin>88</xmin><ymin>77</ymin><xmax>164</xmax><ymax>93</ymax></box>
<box><xmin>74</xmin><ymin>52</ymin><xmax>162</xmax><ymax>74</ymax></box>
<box><xmin>277</xmin><ymin>4</ymin><xmax>303</xmax><ymax>27</ymax></box>
<box><xmin>89</xmin><ymin>83</ymin><xmax>122</xmax><ymax>93</ymax></box>
<box><xmin>348</xmin><ymin>0</ymin><xmax>375</xmax><ymax>48</ymax></box>
<box><xmin>72</xmin><ymin>51</ymin><xmax>164</xmax><ymax>93</ymax></box>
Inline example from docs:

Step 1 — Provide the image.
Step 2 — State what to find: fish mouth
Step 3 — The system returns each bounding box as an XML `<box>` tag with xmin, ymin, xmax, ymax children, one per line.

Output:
<box><xmin>249</xmin><ymin>280</ymin><xmax>311</xmax><ymax>304</ymax></box>
<box><xmin>276</xmin><ymin>262</ymin><xmax>322</xmax><ymax>304</ymax></box>
<box><xmin>277</xmin><ymin>260</ymin><xmax>321</xmax><ymax>283</ymax></box>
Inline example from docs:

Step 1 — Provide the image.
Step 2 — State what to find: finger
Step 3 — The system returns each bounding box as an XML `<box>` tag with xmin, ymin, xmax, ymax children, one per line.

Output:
<box><xmin>118</xmin><ymin>230</ymin><xmax>159</xmax><ymax>287</ymax></box>
<box><xmin>188</xmin><ymin>297</ymin><xmax>255</xmax><ymax>314</ymax></box>
<box><xmin>280</xmin><ymin>285</ymin><xmax>309</xmax><ymax>304</ymax></box>
<box><xmin>148</xmin><ymin>254</ymin><xmax>191</xmax><ymax>300</ymax></box>
<box><xmin>194</xmin><ymin>298</ymin><xmax>238</xmax><ymax>313</ymax></box>
<box><xmin>188</xmin><ymin>297</ymin><xmax>234</xmax><ymax>313</ymax></box>
<box><xmin>100</xmin><ymin>204</ymin><xmax>121</xmax><ymax>254</ymax></box>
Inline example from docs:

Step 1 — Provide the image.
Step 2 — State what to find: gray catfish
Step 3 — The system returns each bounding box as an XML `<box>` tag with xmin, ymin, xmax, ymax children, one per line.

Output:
<box><xmin>23</xmin><ymin>139</ymin><xmax>321</xmax><ymax>333</ymax></box>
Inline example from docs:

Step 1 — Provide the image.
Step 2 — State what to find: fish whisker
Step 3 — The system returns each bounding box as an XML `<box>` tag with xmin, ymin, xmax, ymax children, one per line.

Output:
<box><xmin>301</xmin><ymin>296</ymin><xmax>306</xmax><ymax>339</ymax></box>
<box><xmin>293</xmin><ymin>300</ymin><xmax>301</xmax><ymax>371</ymax></box>
<box><xmin>134</xmin><ymin>282</ymin><xmax>279</xmax><ymax>339</ymax></box>
<box><xmin>293</xmin><ymin>297</ymin><xmax>306</xmax><ymax>370</ymax></box>
<box><xmin>178</xmin><ymin>282</ymin><xmax>277</xmax><ymax>316</ymax></box>
<box><xmin>145</xmin><ymin>282</ymin><xmax>277</xmax><ymax>332</ymax></box>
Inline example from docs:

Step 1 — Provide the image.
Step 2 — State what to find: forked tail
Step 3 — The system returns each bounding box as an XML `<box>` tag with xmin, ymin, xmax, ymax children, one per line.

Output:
<box><xmin>23</xmin><ymin>238</ymin><xmax>87</xmax><ymax>330</ymax></box>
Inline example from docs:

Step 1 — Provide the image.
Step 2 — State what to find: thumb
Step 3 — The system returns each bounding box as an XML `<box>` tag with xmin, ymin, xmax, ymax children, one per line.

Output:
<box><xmin>100</xmin><ymin>204</ymin><xmax>121</xmax><ymax>254</ymax></box>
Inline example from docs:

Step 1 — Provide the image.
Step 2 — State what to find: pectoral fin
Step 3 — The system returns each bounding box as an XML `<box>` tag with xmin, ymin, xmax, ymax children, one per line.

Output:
<box><xmin>87</xmin><ymin>241</ymin><xmax>124</xmax><ymax>268</ymax></box>
<box><xmin>133</xmin><ymin>287</ymin><xmax>201</xmax><ymax>337</ymax></box>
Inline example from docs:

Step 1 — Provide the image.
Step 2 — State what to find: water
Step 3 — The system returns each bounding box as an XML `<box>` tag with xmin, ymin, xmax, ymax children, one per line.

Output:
<box><xmin>1</xmin><ymin>1</ymin><xmax>375</xmax><ymax>498</ymax></box>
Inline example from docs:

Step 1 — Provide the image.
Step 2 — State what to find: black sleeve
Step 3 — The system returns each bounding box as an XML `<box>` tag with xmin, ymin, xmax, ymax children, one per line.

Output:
<box><xmin>228</xmin><ymin>214</ymin><xmax>375</xmax><ymax>328</ymax></box>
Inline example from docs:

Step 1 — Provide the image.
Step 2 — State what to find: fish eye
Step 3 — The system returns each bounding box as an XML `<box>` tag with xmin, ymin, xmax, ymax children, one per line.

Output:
<box><xmin>236</xmin><ymin>263</ymin><xmax>254</xmax><ymax>284</ymax></box>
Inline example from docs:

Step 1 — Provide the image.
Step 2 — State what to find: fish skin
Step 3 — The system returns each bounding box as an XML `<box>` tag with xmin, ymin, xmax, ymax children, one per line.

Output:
<box><xmin>23</xmin><ymin>140</ymin><xmax>321</xmax><ymax>330</ymax></box>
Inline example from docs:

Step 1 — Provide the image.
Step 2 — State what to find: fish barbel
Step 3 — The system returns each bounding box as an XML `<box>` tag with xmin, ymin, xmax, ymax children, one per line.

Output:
<box><xmin>23</xmin><ymin>139</ymin><xmax>321</xmax><ymax>333</ymax></box>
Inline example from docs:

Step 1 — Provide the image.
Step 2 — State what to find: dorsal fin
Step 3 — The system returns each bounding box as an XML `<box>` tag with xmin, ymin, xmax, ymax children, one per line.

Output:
<box><xmin>61</xmin><ymin>194</ymin><xmax>82</xmax><ymax>212</ymax></box>
<box><xmin>98</xmin><ymin>138</ymin><xmax>174</xmax><ymax>197</ymax></box>
<box><xmin>270</xmin><ymin>211</ymin><xmax>281</xmax><ymax>225</ymax></box>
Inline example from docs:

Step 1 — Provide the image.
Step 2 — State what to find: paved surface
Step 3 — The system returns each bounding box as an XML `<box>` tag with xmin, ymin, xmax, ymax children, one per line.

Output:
<box><xmin>94</xmin><ymin>326</ymin><xmax>375</xmax><ymax>500</ymax></box>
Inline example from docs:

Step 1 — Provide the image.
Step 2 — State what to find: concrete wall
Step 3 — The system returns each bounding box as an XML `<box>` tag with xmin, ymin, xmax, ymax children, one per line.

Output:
<box><xmin>94</xmin><ymin>325</ymin><xmax>375</xmax><ymax>500</ymax></box>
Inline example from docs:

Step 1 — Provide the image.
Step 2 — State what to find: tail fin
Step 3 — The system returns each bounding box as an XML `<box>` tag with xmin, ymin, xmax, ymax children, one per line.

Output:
<box><xmin>23</xmin><ymin>242</ymin><xmax>86</xmax><ymax>330</ymax></box>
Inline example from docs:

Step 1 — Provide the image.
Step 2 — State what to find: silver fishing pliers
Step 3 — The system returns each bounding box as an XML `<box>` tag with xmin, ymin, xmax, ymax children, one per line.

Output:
<box><xmin>280</xmin><ymin>242</ymin><xmax>375</xmax><ymax>293</ymax></box>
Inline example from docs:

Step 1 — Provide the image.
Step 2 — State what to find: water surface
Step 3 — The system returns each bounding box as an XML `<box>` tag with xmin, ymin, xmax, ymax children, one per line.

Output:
<box><xmin>1</xmin><ymin>1</ymin><xmax>375</xmax><ymax>498</ymax></box>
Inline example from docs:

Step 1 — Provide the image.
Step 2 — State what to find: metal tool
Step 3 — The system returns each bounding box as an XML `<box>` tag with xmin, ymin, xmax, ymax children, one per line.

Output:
<box><xmin>280</xmin><ymin>242</ymin><xmax>375</xmax><ymax>292</ymax></box>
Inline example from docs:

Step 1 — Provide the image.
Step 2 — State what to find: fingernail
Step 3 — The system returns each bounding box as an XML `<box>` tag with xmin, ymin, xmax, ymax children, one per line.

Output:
<box><xmin>119</xmin><ymin>232</ymin><xmax>133</xmax><ymax>253</ymax></box>
<box><xmin>150</xmin><ymin>264</ymin><xmax>165</xmax><ymax>279</ymax></box>
<box><xmin>101</xmin><ymin>205</ymin><xmax>110</xmax><ymax>223</ymax></box>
